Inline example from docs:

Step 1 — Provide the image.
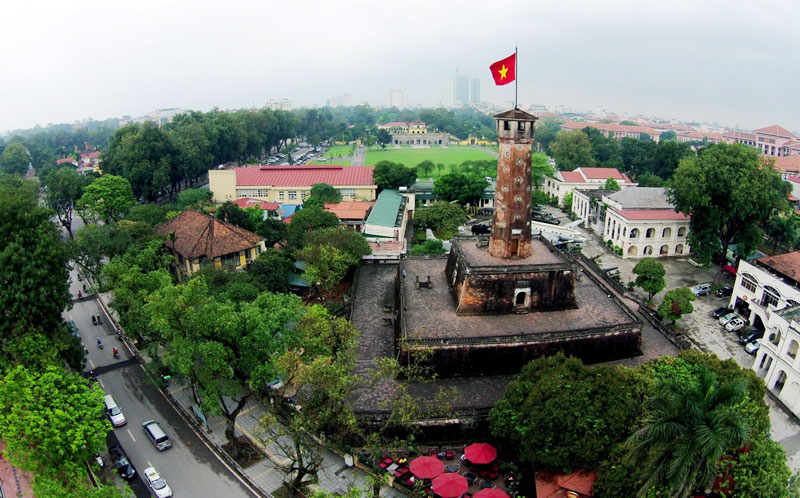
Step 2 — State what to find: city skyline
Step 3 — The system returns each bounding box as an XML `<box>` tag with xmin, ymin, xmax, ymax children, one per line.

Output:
<box><xmin>1</xmin><ymin>0</ymin><xmax>798</xmax><ymax>133</ymax></box>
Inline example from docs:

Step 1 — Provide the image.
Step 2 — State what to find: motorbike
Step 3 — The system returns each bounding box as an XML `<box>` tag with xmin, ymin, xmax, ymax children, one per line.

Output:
<box><xmin>96</xmin><ymin>314</ymin><xmax>102</xmax><ymax>325</ymax></box>
<box><xmin>94</xmin><ymin>454</ymin><xmax>104</xmax><ymax>469</ymax></box>
<box><xmin>92</xmin><ymin>315</ymin><xmax>97</xmax><ymax>326</ymax></box>
<box><xmin>97</xmin><ymin>338</ymin><xmax>103</xmax><ymax>349</ymax></box>
<box><xmin>113</xmin><ymin>348</ymin><xmax>120</xmax><ymax>359</ymax></box>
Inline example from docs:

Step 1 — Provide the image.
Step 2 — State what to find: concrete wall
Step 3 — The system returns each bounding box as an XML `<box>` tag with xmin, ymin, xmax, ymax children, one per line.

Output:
<box><xmin>208</xmin><ymin>170</ymin><xmax>237</xmax><ymax>202</ymax></box>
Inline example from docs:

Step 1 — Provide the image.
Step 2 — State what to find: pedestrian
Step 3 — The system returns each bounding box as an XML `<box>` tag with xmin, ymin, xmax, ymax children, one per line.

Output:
<box><xmin>83</xmin><ymin>283</ymin><xmax>86</xmax><ymax>292</ymax></box>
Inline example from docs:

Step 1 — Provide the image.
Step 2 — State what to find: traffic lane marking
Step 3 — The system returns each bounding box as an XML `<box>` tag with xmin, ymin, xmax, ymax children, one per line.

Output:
<box><xmin>126</xmin><ymin>428</ymin><xmax>136</xmax><ymax>442</ymax></box>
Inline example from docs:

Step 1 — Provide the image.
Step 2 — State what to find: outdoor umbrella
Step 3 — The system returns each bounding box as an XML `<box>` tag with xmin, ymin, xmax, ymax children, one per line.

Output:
<box><xmin>410</xmin><ymin>455</ymin><xmax>444</xmax><ymax>479</ymax></box>
<box><xmin>475</xmin><ymin>489</ymin><xmax>509</xmax><ymax>498</ymax></box>
<box><xmin>464</xmin><ymin>442</ymin><xmax>497</xmax><ymax>465</ymax></box>
<box><xmin>432</xmin><ymin>472</ymin><xmax>468</xmax><ymax>498</ymax></box>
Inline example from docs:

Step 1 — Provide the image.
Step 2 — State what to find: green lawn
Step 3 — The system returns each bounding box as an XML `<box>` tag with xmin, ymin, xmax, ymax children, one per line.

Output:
<box><xmin>364</xmin><ymin>148</ymin><xmax>496</xmax><ymax>178</ymax></box>
<box><xmin>324</xmin><ymin>145</ymin><xmax>355</xmax><ymax>159</ymax></box>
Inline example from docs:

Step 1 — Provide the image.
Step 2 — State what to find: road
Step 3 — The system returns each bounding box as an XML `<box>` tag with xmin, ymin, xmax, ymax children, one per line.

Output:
<box><xmin>65</xmin><ymin>270</ymin><xmax>258</xmax><ymax>497</ymax></box>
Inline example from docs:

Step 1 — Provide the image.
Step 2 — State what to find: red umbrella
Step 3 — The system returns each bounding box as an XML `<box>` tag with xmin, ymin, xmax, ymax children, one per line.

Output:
<box><xmin>464</xmin><ymin>442</ymin><xmax>497</xmax><ymax>465</ymax></box>
<box><xmin>432</xmin><ymin>472</ymin><xmax>468</xmax><ymax>498</ymax></box>
<box><xmin>475</xmin><ymin>490</ymin><xmax>509</xmax><ymax>498</ymax></box>
<box><xmin>410</xmin><ymin>455</ymin><xmax>444</xmax><ymax>479</ymax></box>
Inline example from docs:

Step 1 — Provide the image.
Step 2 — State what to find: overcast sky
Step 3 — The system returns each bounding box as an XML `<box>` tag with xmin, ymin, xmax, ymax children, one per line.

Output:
<box><xmin>2</xmin><ymin>0</ymin><xmax>798</xmax><ymax>134</ymax></box>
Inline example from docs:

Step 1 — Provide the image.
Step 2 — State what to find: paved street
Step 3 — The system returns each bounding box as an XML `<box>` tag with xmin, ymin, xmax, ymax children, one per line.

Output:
<box><xmin>65</xmin><ymin>270</ymin><xmax>258</xmax><ymax>498</ymax></box>
<box><xmin>350</xmin><ymin>145</ymin><xmax>366</xmax><ymax>166</ymax></box>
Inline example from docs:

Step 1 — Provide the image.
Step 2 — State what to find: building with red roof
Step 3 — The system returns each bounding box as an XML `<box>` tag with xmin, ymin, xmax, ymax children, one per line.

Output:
<box><xmin>754</xmin><ymin>124</ymin><xmax>797</xmax><ymax>157</ymax></box>
<box><xmin>560</xmin><ymin>121</ymin><xmax>660</xmax><ymax>142</ymax></box>
<box><xmin>543</xmin><ymin>167</ymin><xmax>636</xmax><ymax>206</ymax></box>
<box><xmin>676</xmin><ymin>130</ymin><xmax>725</xmax><ymax>145</ymax></box>
<box><xmin>232</xmin><ymin>198</ymin><xmax>282</xmax><ymax>218</ymax></box>
<box><xmin>208</xmin><ymin>165</ymin><xmax>376</xmax><ymax>205</ymax></box>
<box><xmin>723</xmin><ymin>130</ymin><xmax>757</xmax><ymax>147</ymax></box>
<box><xmin>56</xmin><ymin>157</ymin><xmax>77</xmax><ymax>166</ymax></box>
<box><xmin>324</xmin><ymin>201</ymin><xmax>374</xmax><ymax>232</ymax></box>
<box><xmin>535</xmin><ymin>470</ymin><xmax>596</xmax><ymax>498</ymax></box>
<box><xmin>572</xmin><ymin>187</ymin><xmax>691</xmax><ymax>259</ymax></box>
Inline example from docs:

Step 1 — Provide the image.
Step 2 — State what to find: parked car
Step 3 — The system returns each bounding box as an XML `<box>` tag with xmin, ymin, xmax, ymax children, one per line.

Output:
<box><xmin>739</xmin><ymin>329</ymin><xmax>764</xmax><ymax>344</ymax></box>
<box><xmin>142</xmin><ymin>420</ymin><xmax>172</xmax><ymax>450</ymax></box>
<box><xmin>143</xmin><ymin>466</ymin><xmax>173</xmax><ymax>498</ymax></box>
<box><xmin>691</xmin><ymin>284</ymin><xmax>712</xmax><ymax>297</ymax></box>
<box><xmin>109</xmin><ymin>445</ymin><xmax>136</xmax><ymax>480</ymax></box>
<box><xmin>718</xmin><ymin>312</ymin><xmax>739</xmax><ymax>326</ymax></box>
<box><xmin>716</xmin><ymin>286</ymin><xmax>733</xmax><ymax>297</ymax></box>
<box><xmin>103</xmin><ymin>395</ymin><xmax>127</xmax><ymax>427</ymax></box>
<box><xmin>712</xmin><ymin>307</ymin><xmax>732</xmax><ymax>319</ymax></box>
<box><xmin>745</xmin><ymin>338</ymin><xmax>762</xmax><ymax>354</ymax></box>
<box><xmin>725</xmin><ymin>317</ymin><xmax>747</xmax><ymax>332</ymax></box>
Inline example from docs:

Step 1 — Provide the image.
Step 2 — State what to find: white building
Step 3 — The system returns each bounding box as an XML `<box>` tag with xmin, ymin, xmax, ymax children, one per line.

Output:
<box><xmin>388</xmin><ymin>90</ymin><xmax>403</xmax><ymax>109</ymax></box>
<box><xmin>266</xmin><ymin>99</ymin><xmax>292</xmax><ymax>111</ymax></box>
<box><xmin>543</xmin><ymin>167</ymin><xmax>636</xmax><ymax>206</ymax></box>
<box><xmin>571</xmin><ymin>187</ymin><xmax>691</xmax><ymax>259</ymax></box>
<box><xmin>741</xmin><ymin>253</ymin><xmax>800</xmax><ymax>415</ymax></box>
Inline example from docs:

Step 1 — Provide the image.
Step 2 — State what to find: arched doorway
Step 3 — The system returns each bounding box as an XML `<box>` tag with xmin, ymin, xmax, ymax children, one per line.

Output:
<box><xmin>660</xmin><ymin>245</ymin><xmax>669</xmax><ymax>255</ymax></box>
<box><xmin>675</xmin><ymin>244</ymin><xmax>684</xmax><ymax>255</ymax></box>
<box><xmin>627</xmin><ymin>246</ymin><xmax>638</xmax><ymax>256</ymax></box>
<box><xmin>775</xmin><ymin>370</ymin><xmax>787</xmax><ymax>393</ymax></box>
<box><xmin>644</xmin><ymin>245</ymin><xmax>653</xmax><ymax>255</ymax></box>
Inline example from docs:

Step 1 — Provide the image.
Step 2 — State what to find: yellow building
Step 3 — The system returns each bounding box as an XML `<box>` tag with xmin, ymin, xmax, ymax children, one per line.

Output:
<box><xmin>452</xmin><ymin>134</ymin><xmax>497</xmax><ymax>146</ymax></box>
<box><xmin>208</xmin><ymin>165</ymin><xmax>376</xmax><ymax>205</ymax></box>
<box><xmin>154</xmin><ymin>210</ymin><xmax>266</xmax><ymax>278</ymax></box>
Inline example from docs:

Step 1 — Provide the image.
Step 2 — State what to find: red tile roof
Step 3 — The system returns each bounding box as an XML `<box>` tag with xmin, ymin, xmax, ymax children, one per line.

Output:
<box><xmin>756</xmin><ymin>251</ymin><xmax>800</xmax><ymax>282</ymax></box>
<box><xmin>234</xmin><ymin>165</ymin><xmax>374</xmax><ymax>187</ymax></box>
<box><xmin>723</xmin><ymin>130</ymin><xmax>757</xmax><ymax>141</ymax></box>
<box><xmin>379</xmin><ymin>121</ymin><xmax>410</xmax><ymax>128</ymax></box>
<box><xmin>580</xmin><ymin>167</ymin><xmax>627</xmax><ymax>181</ymax></box>
<box><xmin>233</xmin><ymin>198</ymin><xmax>280</xmax><ymax>211</ymax></box>
<box><xmin>617</xmin><ymin>209</ymin><xmax>689</xmax><ymax>221</ymax></box>
<box><xmin>787</xmin><ymin>176</ymin><xmax>800</xmax><ymax>184</ymax></box>
<box><xmin>535</xmin><ymin>470</ymin><xmax>596</xmax><ymax>498</ymax></box>
<box><xmin>755</xmin><ymin>125</ymin><xmax>796</xmax><ymax>138</ymax></box>
<box><xmin>324</xmin><ymin>201</ymin><xmax>374</xmax><ymax>220</ymax></box>
<box><xmin>155</xmin><ymin>210</ymin><xmax>264</xmax><ymax>260</ymax></box>
<box><xmin>562</xmin><ymin>122</ymin><xmax>659</xmax><ymax>136</ymax></box>
<box><xmin>80</xmin><ymin>151</ymin><xmax>101</xmax><ymax>159</ymax></box>
<box><xmin>56</xmin><ymin>157</ymin><xmax>76</xmax><ymax>165</ymax></box>
<box><xmin>559</xmin><ymin>171</ymin><xmax>585</xmax><ymax>183</ymax></box>
<box><xmin>771</xmin><ymin>156</ymin><xmax>800</xmax><ymax>173</ymax></box>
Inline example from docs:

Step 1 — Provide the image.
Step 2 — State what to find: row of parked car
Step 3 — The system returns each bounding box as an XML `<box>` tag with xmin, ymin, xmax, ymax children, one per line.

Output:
<box><xmin>103</xmin><ymin>394</ymin><xmax>173</xmax><ymax>497</ymax></box>
<box><xmin>711</xmin><ymin>306</ymin><xmax>763</xmax><ymax>354</ymax></box>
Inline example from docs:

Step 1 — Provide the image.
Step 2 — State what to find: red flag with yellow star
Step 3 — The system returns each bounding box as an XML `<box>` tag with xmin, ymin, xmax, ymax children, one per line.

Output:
<box><xmin>490</xmin><ymin>53</ymin><xmax>516</xmax><ymax>86</ymax></box>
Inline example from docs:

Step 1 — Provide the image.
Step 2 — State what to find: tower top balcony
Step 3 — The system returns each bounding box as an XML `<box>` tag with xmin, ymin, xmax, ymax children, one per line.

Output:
<box><xmin>494</xmin><ymin>108</ymin><xmax>538</xmax><ymax>141</ymax></box>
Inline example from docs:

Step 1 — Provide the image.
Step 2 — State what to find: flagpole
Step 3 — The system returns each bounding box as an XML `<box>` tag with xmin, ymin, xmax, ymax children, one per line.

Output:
<box><xmin>515</xmin><ymin>45</ymin><xmax>518</xmax><ymax>109</ymax></box>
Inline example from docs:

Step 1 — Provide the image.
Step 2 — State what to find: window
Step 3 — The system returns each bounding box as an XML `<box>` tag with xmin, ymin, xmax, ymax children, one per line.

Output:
<box><xmin>788</xmin><ymin>340</ymin><xmax>799</xmax><ymax>359</ymax></box>
<box><xmin>662</xmin><ymin>227</ymin><xmax>671</xmax><ymax>238</ymax></box>
<box><xmin>289</xmin><ymin>191</ymin><xmax>297</xmax><ymax>201</ymax></box>
<box><xmin>763</xmin><ymin>285</ymin><xmax>780</xmax><ymax>308</ymax></box>
<box><xmin>278</xmin><ymin>191</ymin><xmax>285</xmax><ymax>201</ymax></box>
<box><xmin>678</xmin><ymin>227</ymin><xmax>686</xmax><ymax>237</ymax></box>
<box><xmin>301</xmin><ymin>191</ymin><xmax>308</xmax><ymax>200</ymax></box>
<box><xmin>630</xmin><ymin>228</ymin><xmax>639</xmax><ymax>239</ymax></box>
<box><xmin>339</xmin><ymin>188</ymin><xmax>355</xmax><ymax>199</ymax></box>
<box><xmin>645</xmin><ymin>228</ymin><xmax>655</xmax><ymax>238</ymax></box>
<box><xmin>741</xmin><ymin>273</ymin><xmax>757</xmax><ymax>292</ymax></box>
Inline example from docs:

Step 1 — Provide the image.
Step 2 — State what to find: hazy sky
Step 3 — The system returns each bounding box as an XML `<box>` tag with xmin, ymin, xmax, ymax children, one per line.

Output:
<box><xmin>2</xmin><ymin>0</ymin><xmax>798</xmax><ymax>133</ymax></box>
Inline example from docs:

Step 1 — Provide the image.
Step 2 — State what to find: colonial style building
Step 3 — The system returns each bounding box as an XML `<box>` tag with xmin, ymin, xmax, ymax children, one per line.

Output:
<box><xmin>411</xmin><ymin>178</ymin><xmax>495</xmax><ymax>209</ymax></box>
<box><xmin>155</xmin><ymin>210</ymin><xmax>266</xmax><ymax>278</ymax></box>
<box><xmin>208</xmin><ymin>165</ymin><xmax>376</xmax><ymax>205</ymax></box>
<box><xmin>755</xmin><ymin>125</ymin><xmax>797</xmax><ymax>157</ymax></box>
<box><xmin>572</xmin><ymin>187</ymin><xmax>691</xmax><ymax>259</ymax></box>
<box><xmin>560</xmin><ymin>121</ymin><xmax>660</xmax><ymax>142</ymax></box>
<box><xmin>543</xmin><ymin>167</ymin><xmax>636</xmax><ymax>206</ymax></box>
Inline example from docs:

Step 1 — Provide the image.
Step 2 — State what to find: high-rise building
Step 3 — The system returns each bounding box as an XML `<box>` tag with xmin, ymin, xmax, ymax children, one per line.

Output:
<box><xmin>454</xmin><ymin>70</ymin><xmax>469</xmax><ymax>105</ymax></box>
<box><xmin>265</xmin><ymin>99</ymin><xmax>292</xmax><ymax>111</ymax></box>
<box><xmin>470</xmin><ymin>78</ymin><xmax>480</xmax><ymax>103</ymax></box>
<box><xmin>326</xmin><ymin>93</ymin><xmax>352</xmax><ymax>107</ymax></box>
<box><xmin>388</xmin><ymin>90</ymin><xmax>404</xmax><ymax>109</ymax></box>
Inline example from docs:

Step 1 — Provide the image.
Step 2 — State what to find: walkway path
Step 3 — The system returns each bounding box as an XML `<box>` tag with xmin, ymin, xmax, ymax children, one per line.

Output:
<box><xmin>350</xmin><ymin>145</ymin><xmax>366</xmax><ymax>166</ymax></box>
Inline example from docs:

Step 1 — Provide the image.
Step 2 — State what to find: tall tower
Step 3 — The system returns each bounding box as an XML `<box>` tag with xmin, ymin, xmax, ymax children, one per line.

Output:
<box><xmin>489</xmin><ymin>109</ymin><xmax>538</xmax><ymax>259</ymax></box>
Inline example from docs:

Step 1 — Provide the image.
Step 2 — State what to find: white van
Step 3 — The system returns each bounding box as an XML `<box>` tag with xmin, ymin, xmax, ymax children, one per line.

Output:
<box><xmin>103</xmin><ymin>395</ymin><xmax>127</xmax><ymax>427</ymax></box>
<box><xmin>143</xmin><ymin>420</ymin><xmax>172</xmax><ymax>451</ymax></box>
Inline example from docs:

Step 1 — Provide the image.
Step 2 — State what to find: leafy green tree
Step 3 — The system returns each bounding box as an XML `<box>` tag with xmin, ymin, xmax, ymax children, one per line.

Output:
<box><xmin>376</xmin><ymin>129</ymin><xmax>392</xmax><ymax>148</ymax></box>
<box><xmin>255</xmin><ymin>217</ymin><xmax>288</xmax><ymax>247</ymax></box>
<box><xmin>621</xmin><ymin>137</ymin><xmax>657</xmax><ymax>176</ymax></box>
<box><xmin>413</xmin><ymin>202</ymin><xmax>466</xmax><ymax>233</ymax></box>
<box><xmin>215</xmin><ymin>201</ymin><xmax>253</xmax><ymax>230</ymax></box>
<box><xmin>549</xmin><ymin>130</ymin><xmax>595</xmax><ymax>171</ymax></box>
<box><xmin>0</xmin><ymin>175</ymin><xmax>74</xmax><ymax>369</ymax></box>
<box><xmin>416</xmin><ymin>160</ymin><xmax>435</xmax><ymax>177</ymax></box>
<box><xmin>297</xmin><ymin>244</ymin><xmax>357</xmax><ymax>292</ymax></box>
<box><xmin>248</xmin><ymin>248</ymin><xmax>293</xmax><ymax>293</ymax></box>
<box><xmin>626</xmin><ymin>367</ymin><xmax>749</xmax><ymax>497</ymax></box>
<box><xmin>532</xmin><ymin>190</ymin><xmax>550</xmax><ymax>206</ymax></box>
<box><xmin>124</xmin><ymin>203</ymin><xmax>171</xmax><ymax>226</ymax></box>
<box><xmin>534</xmin><ymin>120</ymin><xmax>562</xmax><ymax>153</ymax></box>
<box><xmin>45</xmin><ymin>166</ymin><xmax>88</xmax><ymax>238</ymax></box>
<box><xmin>653</xmin><ymin>140</ymin><xmax>694</xmax><ymax>179</ymax></box>
<box><xmin>633</xmin><ymin>258</ymin><xmax>666</xmax><ymax>300</ymax></box>
<box><xmin>563</xmin><ymin>191</ymin><xmax>573</xmax><ymax>210</ymax></box>
<box><xmin>660</xmin><ymin>131</ymin><xmax>677</xmax><ymax>141</ymax></box>
<box><xmin>490</xmin><ymin>354</ymin><xmax>644</xmax><ymax>473</ymax></box>
<box><xmin>619</xmin><ymin>120</ymin><xmax>637</xmax><ymax>126</ymax></box>
<box><xmin>766</xmin><ymin>214</ymin><xmax>799</xmax><ymax>253</ymax></box>
<box><xmin>305</xmin><ymin>227</ymin><xmax>371</xmax><ymax>260</ymax></box>
<box><xmin>0</xmin><ymin>366</ymin><xmax>109</xmax><ymax>480</ymax></box>
<box><xmin>658</xmin><ymin>287</ymin><xmax>695</xmax><ymax>325</ymax></box>
<box><xmin>668</xmin><ymin>143</ymin><xmax>790</xmax><ymax>284</ymax></box>
<box><xmin>177</xmin><ymin>187</ymin><xmax>213</xmax><ymax>209</ymax></box>
<box><xmin>0</xmin><ymin>142</ymin><xmax>30</xmax><ymax>175</ymax></box>
<box><xmin>603</xmin><ymin>177</ymin><xmax>621</xmax><ymax>191</ymax></box>
<box><xmin>372</xmin><ymin>161</ymin><xmax>417</xmax><ymax>190</ymax></box>
<box><xmin>636</xmin><ymin>172</ymin><xmax>665</xmax><ymax>187</ymax></box>
<box><xmin>309</xmin><ymin>183</ymin><xmax>343</xmax><ymax>204</ymax></box>
<box><xmin>286</xmin><ymin>207</ymin><xmax>340</xmax><ymax>249</ymax></box>
<box><xmin>530</xmin><ymin>153</ymin><xmax>554</xmax><ymax>190</ymax></box>
<box><xmin>730</xmin><ymin>436</ymin><xmax>791</xmax><ymax>498</ymax></box>
<box><xmin>433</xmin><ymin>172</ymin><xmax>488</xmax><ymax>205</ymax></box>
<box><xmin>409</xmin><ymin>239</ymin><xmax>446</xmax><ymax>255</ymax></box>
<box><xmin>583</xmin><ymin>127</ymin><xmax>623</xmax><ymax>168</ymax></box>
<box><xmin>78</xmin><ymin>174</ymin><xmax>135</xmax><ymax>223</ymax></box>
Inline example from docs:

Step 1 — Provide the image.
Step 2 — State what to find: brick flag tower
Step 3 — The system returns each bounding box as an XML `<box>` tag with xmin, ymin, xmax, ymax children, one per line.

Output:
<box><xmin>489</xmin><ymin>109</ymin><xmax>538</xmax><ymax>259</ymax></box>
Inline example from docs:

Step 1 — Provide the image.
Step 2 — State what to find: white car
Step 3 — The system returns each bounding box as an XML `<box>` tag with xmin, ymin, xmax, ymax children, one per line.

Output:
<box><xmin>143</xmin><ymin>467</ymin><xmax>172</xmax><ymax>498</ymax></box>
<box><xmin>745</xmin><ymin>339</ymin><xmax>761</xmax><ymax>354</ymax></box>
<box><xmin>718</xmin><ymin>312</ymin><xmax>739</xmax><ymax>326</ymax></box>
<box><xmin>725</xmin><ymin>317</ymin><xmax>746</xmax><ymax>332</ymax></box>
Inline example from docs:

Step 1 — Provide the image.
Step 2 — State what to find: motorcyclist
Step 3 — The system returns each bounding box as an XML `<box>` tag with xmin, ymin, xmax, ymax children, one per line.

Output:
<box><xmin>113</xmin><ymin>347</ymin><xmax>119</xmax><ymax>358</ymax></box>
<box><xmin>97</xmin><ymin>337</ymin><xmax>102</xmax><ymax>348</ymax></box>
<box><xmin>77</xmin><ymin>290</ymin><xmax>82</xmax><ymax>299</ymax></box>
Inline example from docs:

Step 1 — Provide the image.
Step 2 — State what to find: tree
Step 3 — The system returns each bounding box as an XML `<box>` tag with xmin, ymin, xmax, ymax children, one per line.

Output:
<box><xmin>668</xmin><ymin>144</ymin><xmax>790</xmax><ymax>284</ymax></box>
<box><xmin>255</xmin><ymin>217</ymin><xmax>288</xmax><ymax>247</ymax></box>
<box><xmin>409</xmin><ymin>239</ymin><xmax>446</xmax><ymax>255</ymax></box>
<box><xmin>766</xmin><ymin>214</ymin><xmax>799</xmax><ymax>253</ymax></box>
<box><xmin>530</xmin><ymin>153</ymin><xmax>554</xmax><ymax>190</ymax></box>
<box><xmin>636</xmin><ymin>172</ymin><xmax>664</xmax><ymax>187</ymax></box>
<box><xmin>248</xmin><ymin>248</ymin><xmax>293</xmax><ymax>293</ymax></box>
<box><xmin>286</xmin><ymin>207</ymin><xmax>340</xmax><ymax>249</ymax></box>
<box><xmin>658</xmin><ymin>287</ymin><xmax>695</xmax><ymax>325</ymax></box>
<box><xmin>78</xmin><ymin>174</ymin><xmax>135</xmax><ymax>223</ymax></box>
<box><xmin>177</xmin><ymin>187</ymin><xmax>213</xmax><ymax>209</ymax></box>
<box><xmin>45</xmin><ymin>166</ymin><xmax>88</xmax><ymax>238</ymax></box>
<box><xmin>413</xmin><ymin>202</ymin><xmax>466</xmax><ymax>233</ymax></box>
<box><xmin>626</xmin><ymin>367</ymin><xmax>749</xmax><ymax>497</ymax></box>
<box><xmin>433</xmin><ymin>172</ymin><xmax>488</xmax><ymax>205</ymax></box>
<box><xmin>549</xmin><ymin>130</ymin><xmax>594</xmax><ymax>171</ymax></box>
<box><xmin>583</xmin><ymin>127</ymin><xmax>623</xmax><ymax>168</ymax></box>
<box><xmin>417</xmin><ymin>160</ymin><xmax>435</xmax><ymax>177</ymax></box>
<box><xmin>652</xmin><ymin>140</ymin><xmax>693</xmax><ymax>179</ymax></box>
<box><xmin>532</xmin><ymin>190</ymin><xmax>550</xmax><ymax>206</ymax></box>
<box><xmin>0</xmin><ymin>366</ymin><xmax>109</xmax><ymax>480</ymax></box>
<box><xmin>563</xmin><ymin>191</ymin><xmax>573</xmax><ymax>210</ymax></box>
<box><xmin>372</xmin><ymin>161</ymin><xmax>416</xmax><ymax>190</ymax></box>
<box><xmin>305</xmin><ymin>227</ymin><xmax>371</xmax><ymax>261</ymax></box>
<box><xmin>534</xmin><ymin>120</ymin><xmax>562</xmax><ymax>154</ymax></box>
<box><xmin>490</xmin><ymin>354</ymin><xmax>644</xmax><ymax>473</ymax></box>
<box><xmin>309</xmin><ymin>183</ymin><xmax>342</xmax><ymax>204</ymax></box>
<box><xmin>376</xmin><ymin>129</ymin><xmax>392</xmax><ymax>149</ymax></box>
<box><xmin>296</xmin><ymin>244</ymin><xmax>356</xmax><ymax>292</ymax></box>
<box><xmin>660</xmin><ymin>131</ymin><xmax>677</xmax><ymax>141</ymax></box>
<box><xmin>621</xmin><ymin>137</ymin><xmax>657</xmax><ymax>177</ymax></box>
<box><xmin>633</xmin><ymin>258</ymin><xmax>666</xmax><ymax>300</ymax></box>
<box><xmin>603</xmin><ymin>178</ymin><xmax>621</xmax><ymax>191</ymax></box>
<box><xmin>729</xmin><ymin>436</ymin><xmax>791</xmax><ymax>498</ymax></box>
<box><xmin>215</xmin><ymin>201</ymin><xmax>253</xmax><ymax>230</ymax></box>
<box><xmin>0</xmin><ymin>142</ymin><xmax>30</xmax><ymax>175</ymax></box>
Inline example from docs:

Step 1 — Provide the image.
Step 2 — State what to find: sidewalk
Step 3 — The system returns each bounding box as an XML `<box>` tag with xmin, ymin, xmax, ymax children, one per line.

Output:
<box><xmin>166</xmin><ymin>382</ymin><xmax>404</xmax><ymax>497</ymax></box>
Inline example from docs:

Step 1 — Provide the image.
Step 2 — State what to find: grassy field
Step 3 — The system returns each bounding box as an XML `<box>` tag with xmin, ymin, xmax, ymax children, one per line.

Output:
<box><xmin>324</xmin><ymin>145</ymin><xmax>355</xmax><ymax>159</ymax></box>
<box><xmin>363</xmin><ymin>148</ymin><xmax>495</xmax><ymax>178</ymax></box>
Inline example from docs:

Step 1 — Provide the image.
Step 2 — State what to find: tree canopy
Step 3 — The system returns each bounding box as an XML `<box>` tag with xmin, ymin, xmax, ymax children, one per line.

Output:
<box><xmin>372</xmin><ymin>161</ymin><xmax>417</xmax><ymax>190</ymax></box>
<box><xmin>1</xmin><ymin>142</ymin><xmax>30</xmax><ymax>175</ymax></box>
<box><xmin>309</xmin><ymin>183</ymin><xmax>343</xmax><ymax>204</ymax></box>
<box><xmin>433</xmin><ymin>172</ymin><xmax>488</xmax><ymax>206</ymax></box>
<box><xmin>658</xmin><ymin>287</ymin><xmax>695</xmax><ymax>325</ymax></box>
<box><xmin>550</xmin><ymin>130</ymin><xmax>594</xmax><ymax>171</ymax></box>
<box><xmin>78</xmin><ymin>174</ymin><xmax>136</xmax><ymax>223</ymax></box>
<box><xmin>413</xmin><ymin>202</ymin><xmax>466</xmax><ymax>233</ymax></box>
<box><xmin>633</xmin><ymin>257</ymin><xmax>666</xmax><ymax>300</ymax></box>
